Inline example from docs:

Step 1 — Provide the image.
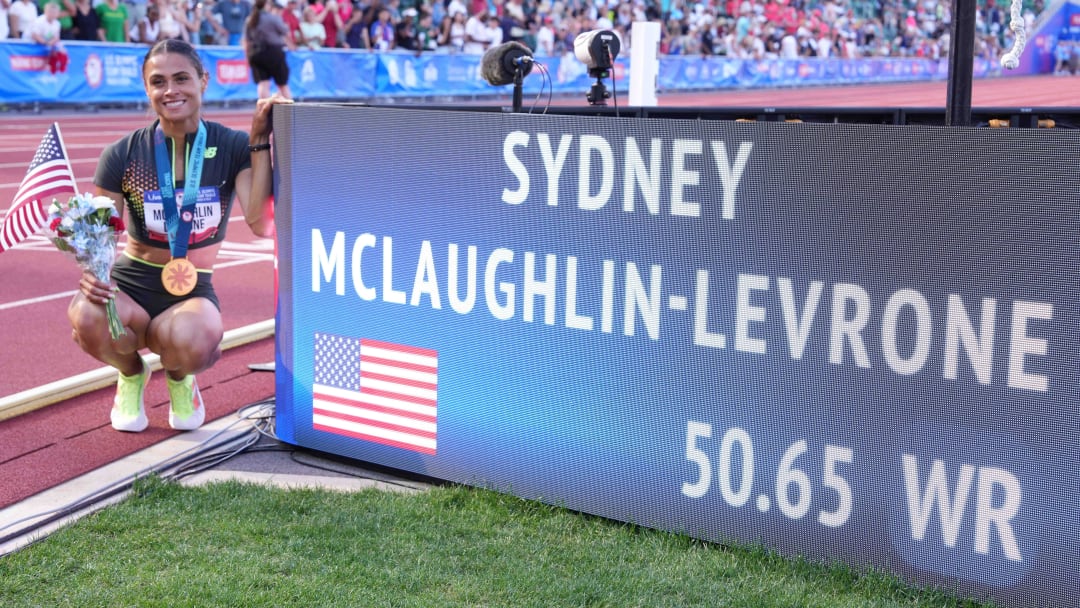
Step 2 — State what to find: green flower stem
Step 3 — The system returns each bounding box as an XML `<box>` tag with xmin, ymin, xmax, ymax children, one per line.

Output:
<box><xmin>105</xmin><ymin>298</ymin><xmax>126</xmax><ymax>340</ymax></box>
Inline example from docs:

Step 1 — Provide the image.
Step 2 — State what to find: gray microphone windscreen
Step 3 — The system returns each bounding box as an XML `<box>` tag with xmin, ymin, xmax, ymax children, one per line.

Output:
<box><xmin>481</xmin><ymin>41</ymin><xmax>533</xmax><ymax>86</ymax></box>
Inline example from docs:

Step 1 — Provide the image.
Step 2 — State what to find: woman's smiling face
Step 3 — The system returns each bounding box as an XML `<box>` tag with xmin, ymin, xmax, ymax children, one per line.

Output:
<box><xmin>143</xmin><ymin>52</ymin><xmax>208</xmax><ymax>127</ymax></box>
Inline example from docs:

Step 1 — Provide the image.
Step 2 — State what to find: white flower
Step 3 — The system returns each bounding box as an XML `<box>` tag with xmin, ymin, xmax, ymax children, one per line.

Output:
<box><xmin>89</xmin><ymin>195</ymin><xmax>116</xmax><ymax>212</ymax></box>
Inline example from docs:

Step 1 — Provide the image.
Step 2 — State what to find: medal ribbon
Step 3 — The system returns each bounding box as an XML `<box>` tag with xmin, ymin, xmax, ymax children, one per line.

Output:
<box><xmin>153</xmin><ymin>121</ymin><xmax>207</xmax><ymax>260</ymax></box>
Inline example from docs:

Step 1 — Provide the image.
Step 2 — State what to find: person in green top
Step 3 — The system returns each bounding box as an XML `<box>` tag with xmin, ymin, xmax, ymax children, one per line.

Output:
<box><xmin>95</xmin><ymin>0</ymin><xmax>129</xmax><ymax>42</ymax></box>
<box><xmin>39</xmin><ymin>0</ymin><xmax>72</xmax><ymax>38</ymax></box>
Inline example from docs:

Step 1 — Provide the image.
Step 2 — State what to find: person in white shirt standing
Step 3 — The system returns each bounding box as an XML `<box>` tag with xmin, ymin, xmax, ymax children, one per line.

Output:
<box><xmin>0</xmin><ymin>0</ymin><xmax>11</xmax><ymax>40</ymax></box>
<box><xmin>9</xmin><ymin>0</ymin><xmax>38</xmax><ymax>39</ymax></box>
<box><xmin>779</xmin><ymin>30</ymin><xmax>798</xmax><ymax>59</ymax></box>
<box><xmin>535</xmin><ymin>16</ymin><xmax>554</xmax><ymax>56</ymax></box>
<box><xmin>24</xmin><ymin>2</ymin><xmax>67</xmax><ymax>74</ymax></box>
<box><xmin>462</xmin><ymin>7</ymin><xmax>490</xmax><ymax>54</ymax></box>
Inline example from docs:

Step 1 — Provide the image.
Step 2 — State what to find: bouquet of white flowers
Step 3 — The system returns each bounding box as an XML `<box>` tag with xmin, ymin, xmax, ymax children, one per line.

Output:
<box><xmin>48</xmin><ymin>193</ymin><xmax>126</xmax><ymax>340</ymax></box>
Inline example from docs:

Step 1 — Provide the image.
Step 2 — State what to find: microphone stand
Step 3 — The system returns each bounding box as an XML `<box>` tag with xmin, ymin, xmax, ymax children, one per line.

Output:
<box><xmin>586</xmin><ymin>68</ymin><xmax>610</xmax><ymax>106</ymax></box>
<box><xmin>512</xmin><ymin>66</ymin><xmax>524</xmax><ymax>113</ymax></box>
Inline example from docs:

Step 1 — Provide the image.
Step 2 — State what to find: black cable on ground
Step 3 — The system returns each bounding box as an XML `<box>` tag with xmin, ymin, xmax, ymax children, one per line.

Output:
<box><xmin>1</xmin><ymin>397</ymin><xmax>443</xmax><ymax>554</ymax></box>
<box><xmin>0</xmin><ymin>399</ymin><xmax>274</xmax><ymax>553</ymax></box>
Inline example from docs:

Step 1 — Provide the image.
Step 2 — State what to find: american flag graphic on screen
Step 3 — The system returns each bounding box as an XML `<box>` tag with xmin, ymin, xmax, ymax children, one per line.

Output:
<box><xmin>313</xmin><ymin>333</ymin><xmax>438</xmax><ymax>455</ymax></box>
<box><xmin>0</xmin><ymin>123</ymin><xmax>77</xmax><ymax>253</ymax></box>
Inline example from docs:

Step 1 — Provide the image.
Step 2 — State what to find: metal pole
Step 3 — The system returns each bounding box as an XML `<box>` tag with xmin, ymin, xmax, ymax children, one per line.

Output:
<box><xmin>946</xmin><ymin>0</ymin><xmax>977</xmax><ymax>126</ymax></box>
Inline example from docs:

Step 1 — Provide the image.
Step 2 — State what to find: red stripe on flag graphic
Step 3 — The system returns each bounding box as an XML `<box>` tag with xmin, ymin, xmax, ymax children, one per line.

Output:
<box><xmin>314</xmin><ymin>391</ymin><xmax>436</xmax><ymax>424</ymax></box>
<box><xmin>311</xmin><ymin>425</ymin><xmax>438</xmax><ymax>455</ymax></box>
<box><xmin>0</xmin><ymin>123</ymin><xmax>77</xmax><ymax>253</ymax></box>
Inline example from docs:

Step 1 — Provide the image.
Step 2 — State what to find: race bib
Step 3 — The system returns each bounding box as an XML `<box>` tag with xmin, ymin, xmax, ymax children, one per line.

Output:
<box><xmin>143</xmin><ymin>186</ymin><xmax>223</xmax><ymax>244</ymax></box>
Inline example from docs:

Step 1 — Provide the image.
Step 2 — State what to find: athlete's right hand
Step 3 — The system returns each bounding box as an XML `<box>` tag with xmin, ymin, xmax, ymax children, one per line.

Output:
<box><xmin>79</xmin><ymin>269</ymin><xmax>116</xmax><ymax>306</ymax></box>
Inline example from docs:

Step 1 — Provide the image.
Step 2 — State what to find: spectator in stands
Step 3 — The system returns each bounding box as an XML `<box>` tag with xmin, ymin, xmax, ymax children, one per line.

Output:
<box><xmin>438</xmin><ymin>7</ymin><xmax>466</xmax><ymax>52</ymax></box>
<box><xmin>95</xmin><ymin>0</ymin><xmax>129</xmax><ymax>42</ymax></box>
<box><xmin>178</xmin><ymin>0</ymin><xmax>206</xmax><ymax>42</ymax></box>
<box><xmin>298</xmin><ymin>4</ymin><xmax>325</xmax><ymax>47</ymax></box>
<box><xmin>383</xmin><ymin>0</ymin><xmax>400</xmax><ymax>21</ymax></box>
<box><xmin>485</xmin><ymin>11</ymin><xmax>501</xmax><ymax>46</ymax></box>
<box><xmin>245</xmin><ymin>0</ymin><xmax>293</xmax><ymax>98</ymax></box>
<box><xmin>279</xmin><ymin>0</ymin><xmax>300</xmax><ymax>44</ymax></box>
<box><xmin>552</xmin><ymin>19</ymin><xmax>573</xmax><ymax>54</ymax></box>
<box><xmin>56</xmin><ymin>0</ymin><xmax>1032</xmax><ymax>63</ymax></box>
<box><xmin>156</xmin><ymin>0</ymin><xmax>189</xmax><ymax>41</ymax></box>
<box><xmin>342</xmin><ymin>2</ymin><xmax>371</xmax><ymax>49</ymax></box>
<box><xmin>762</xmin><ymin>22</ymin><xmax>783</xmax><ymax>56</ymax></box>
<box><xmin>9</xmin><ymin>0</ymin><xmax>38</xmax><ymax>39</ymax></box>
<box><xmin>0</xmin><ymin>0</ymin><xmax>9</xmax><ymax>40</ymax></box>
<box><xmin>313</xmin><ymin>0</ymin><xmax>350</xmax><ymax>48</ymax></box>
<box><xmin>394</xmin><ymin>5</ymin><xmax>416</xmax><ymax>50</ymax></box>
<box><xmin>25</xmin><ymin>1</ymin><xmax>67</xmax><ymax>73</ymax></box>
<box><xmin>519</xmin><ymin>15</ymin><xmax>537</xmax><ymax>51</ymax></box>
<box><xmin>369</xmin><ymin>5</ymin><xmax>394</xmax><ymax>50</ymax></box>
<box><xmin>498</xmin><ymin>0</ymin><xmax>525</xmax><ymax>43</ymax></box>
<box><xmin>836</xmin><ymin>30</ymin><xmax>857</xmax><ymax>58</ymax></box>
<box><xmin>698</xmin><ymin>17</ymin><xmax>720</xmax><ymax>56</ymax></box>
<box><xmin>127</xmin><ymin>0</ymin><xmax>149</xmax><ymax>28</ymax></box>
<box><xmin>213</xmin><ymin>0</ymin><xmax>249</xmax><ymax>45</ymax></box>
<box><xmin>68</xmin><ymin>0</ymin><xmax>100</xmax><ymax>40</ymax></box>
<box><xmin>77</xmin><ymin>38</ymin><xmax>288</xmax><ymax>434</ymax></box>
<box><xmin>858</xmin><ymin>17</ymin><xmax>881</xmax><ymax>51</ymax></box>
<box><xmin>533</xmin><ymin>14</ymin><xmax>553</xmax><ymax>56</ymax></box>
<box><xmin>779</xmin><ymin>25</ymin><xmax>798</xmax><ymax>58</ymax></box>
<box><xmin>425</xmin><ymin>0</ymin><xmax>444</xmax><ymax>30</ymax></box>
<box><xmin>445</xmin><ymin>0</ymin><xmax>465</xmax><ymax>22</ymax></box>
<box><xmin>1054</xmin><ymin>31</ymin><xmax>1073</xmax><ymax>75</ymax></box>
<box><xmin>738</xmin><ymin>29</ymin><xmax>765</xmax><ymax>58</ymax></box>
<box><xmin>816</xmin><ymin>25</ymin><xmax>833</xmax><ymax>57</ymax></box>
<box><xmin>796</xmin><ymin>26</ymin><xmax>815</xmax><ymax>56</ymax></box>
<box><xmin>462</xmin><ymin>6</ymin><xmax>490</xmax><ymax>53</ymax></box>
<box><xmin>198</xmin><ymin>0</ymin><xmax>228</xmax><ymax>44</ymax></box>
<box><xmin>129</xmin><ymin>2</ymin><xmax>161</xmax><ymax>44</ymax></box>
<box><xmin>415</xmin><ymin>8</ymin><xmax>439</xmax><ymax>51</ymax></box>
<box><xmin>41</xmin><ymin>0</ymin><xmax>73</xmax><ymax>40</ymax></box>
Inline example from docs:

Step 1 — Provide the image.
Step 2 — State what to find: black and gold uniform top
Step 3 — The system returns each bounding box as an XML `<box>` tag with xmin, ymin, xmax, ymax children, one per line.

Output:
<box><xmin>93</xmin><ymin>120</ymin><xmax>253</xmax><ymax>250</ymax></box>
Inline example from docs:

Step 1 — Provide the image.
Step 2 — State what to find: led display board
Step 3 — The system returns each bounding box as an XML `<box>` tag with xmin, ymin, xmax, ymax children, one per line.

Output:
<box><xmin>274</xmin><ymin>104</ymin><xmax>1080</xmax><ymax>606</ymax></box>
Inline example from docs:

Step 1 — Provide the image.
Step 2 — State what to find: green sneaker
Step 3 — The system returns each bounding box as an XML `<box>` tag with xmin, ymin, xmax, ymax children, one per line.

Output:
<box><xmin>111</xmin><ymin>360</ymin><xmax>149</xmax><ymax>432</ymax></box>
<box><xmin>167</xmin><ymin>374</ymin><xmax>205</xmax><ymax>431</ymax></box>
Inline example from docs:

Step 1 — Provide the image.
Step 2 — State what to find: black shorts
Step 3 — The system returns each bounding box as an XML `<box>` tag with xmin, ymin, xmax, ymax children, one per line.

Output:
<box><xmin>112</xmin><ymin>254</ymin><xmax>220</xmax><ymax>319</ymax></box>
<box><xmin>249</xmin><ymin>44</ymin><xmax>289</xmax><ymax>86</ymax></box>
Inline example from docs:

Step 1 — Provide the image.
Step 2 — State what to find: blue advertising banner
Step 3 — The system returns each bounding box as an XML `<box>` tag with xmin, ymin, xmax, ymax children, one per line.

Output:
<box><xmin>0</xmin><ymin>40</ymin><xmax>1038</xmax><ymax>106</ymax></box>
<box><xmin>273</xmin><ymin>104</ymin><xmax>1080</xmax><ymax>607</ymax></box>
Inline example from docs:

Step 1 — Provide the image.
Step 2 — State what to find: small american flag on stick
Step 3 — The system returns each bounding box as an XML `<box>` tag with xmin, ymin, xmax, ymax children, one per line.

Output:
<box><xmin>0</xmin><ymin>123</ymin><xmax>78</xmax><ymax>253</ymax></box>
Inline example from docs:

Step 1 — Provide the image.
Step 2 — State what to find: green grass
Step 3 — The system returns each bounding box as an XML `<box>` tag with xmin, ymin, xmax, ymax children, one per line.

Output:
<box><xmin>0</xmin><ymin>477</ymin><xmax>992</xmax><ymax>608</ymax></box>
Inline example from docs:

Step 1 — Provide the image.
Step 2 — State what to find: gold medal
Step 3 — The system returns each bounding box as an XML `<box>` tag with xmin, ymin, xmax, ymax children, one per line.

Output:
<box><xmin>162</xmin><ymin>257</ymin><xmax>198</xmax><ymax>296</ymax></box>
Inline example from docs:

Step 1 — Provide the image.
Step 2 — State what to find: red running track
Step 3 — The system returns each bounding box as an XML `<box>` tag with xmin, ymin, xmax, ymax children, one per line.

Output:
<box><xmin>0</xmin><ymin>108</ymin><xmax>277</xmax><ymax>509</ymax></box>
<box><xmin>0</xmin><ymin>75</ymin><xmax>1077</xmax><ymax>508</ymax></box>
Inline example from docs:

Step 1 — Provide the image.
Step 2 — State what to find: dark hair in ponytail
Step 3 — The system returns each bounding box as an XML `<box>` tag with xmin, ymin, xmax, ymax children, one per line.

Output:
<box><xmin>142</xmin><ymin>38</ymin><xmax>206</xmax><ymax>78</ymax></box>
<box><xmin>247</xmin><ymin>0</ymin><xmax>269</xmax><ymax>36</ymax></box>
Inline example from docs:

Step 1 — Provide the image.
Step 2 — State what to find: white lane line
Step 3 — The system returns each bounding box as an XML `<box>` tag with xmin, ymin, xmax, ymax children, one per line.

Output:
<box><xmin>0</xmin><ymin>290</ymin><xmax>78</xmax><ymax>311</ymax></box>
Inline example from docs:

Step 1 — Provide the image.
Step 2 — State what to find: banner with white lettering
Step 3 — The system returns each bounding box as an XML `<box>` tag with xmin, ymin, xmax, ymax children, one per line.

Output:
<box><xmin>0</xmin><ymin>40</ymin><xmax>1036</xmax><ymax>106</ymax></box>
<box><xmin>273</xmin><ymin>105</ymin><xmax>1080</xmax><ymax>607</ymax></box>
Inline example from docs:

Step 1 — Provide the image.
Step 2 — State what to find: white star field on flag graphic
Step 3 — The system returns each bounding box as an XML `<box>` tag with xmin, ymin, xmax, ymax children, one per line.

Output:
<box><xmin>315</xmin><ymin>333</ymin><xmax>362</xmax><ymax>392</ymax></box>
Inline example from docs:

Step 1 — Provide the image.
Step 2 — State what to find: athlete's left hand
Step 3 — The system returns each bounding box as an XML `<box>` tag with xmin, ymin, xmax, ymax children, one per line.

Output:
<box><xmin>251</xmin><ymin>93</ymin><xmax>294</xmax><ymax>142</ymax></box>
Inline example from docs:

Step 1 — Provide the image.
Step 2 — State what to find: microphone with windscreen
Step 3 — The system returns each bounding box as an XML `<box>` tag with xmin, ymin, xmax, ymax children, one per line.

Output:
<box><xmin>480</xmin><ymin>41</ymin><xmax>535</xmax><ymax>86</ymax></box>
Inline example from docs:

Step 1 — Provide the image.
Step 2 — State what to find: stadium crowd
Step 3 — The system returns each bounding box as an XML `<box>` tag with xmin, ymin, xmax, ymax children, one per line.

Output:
<box><xmin>0</xmin><ymin>0</ymin><xmax>1047</xmax><ymax>61</ymax></box>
